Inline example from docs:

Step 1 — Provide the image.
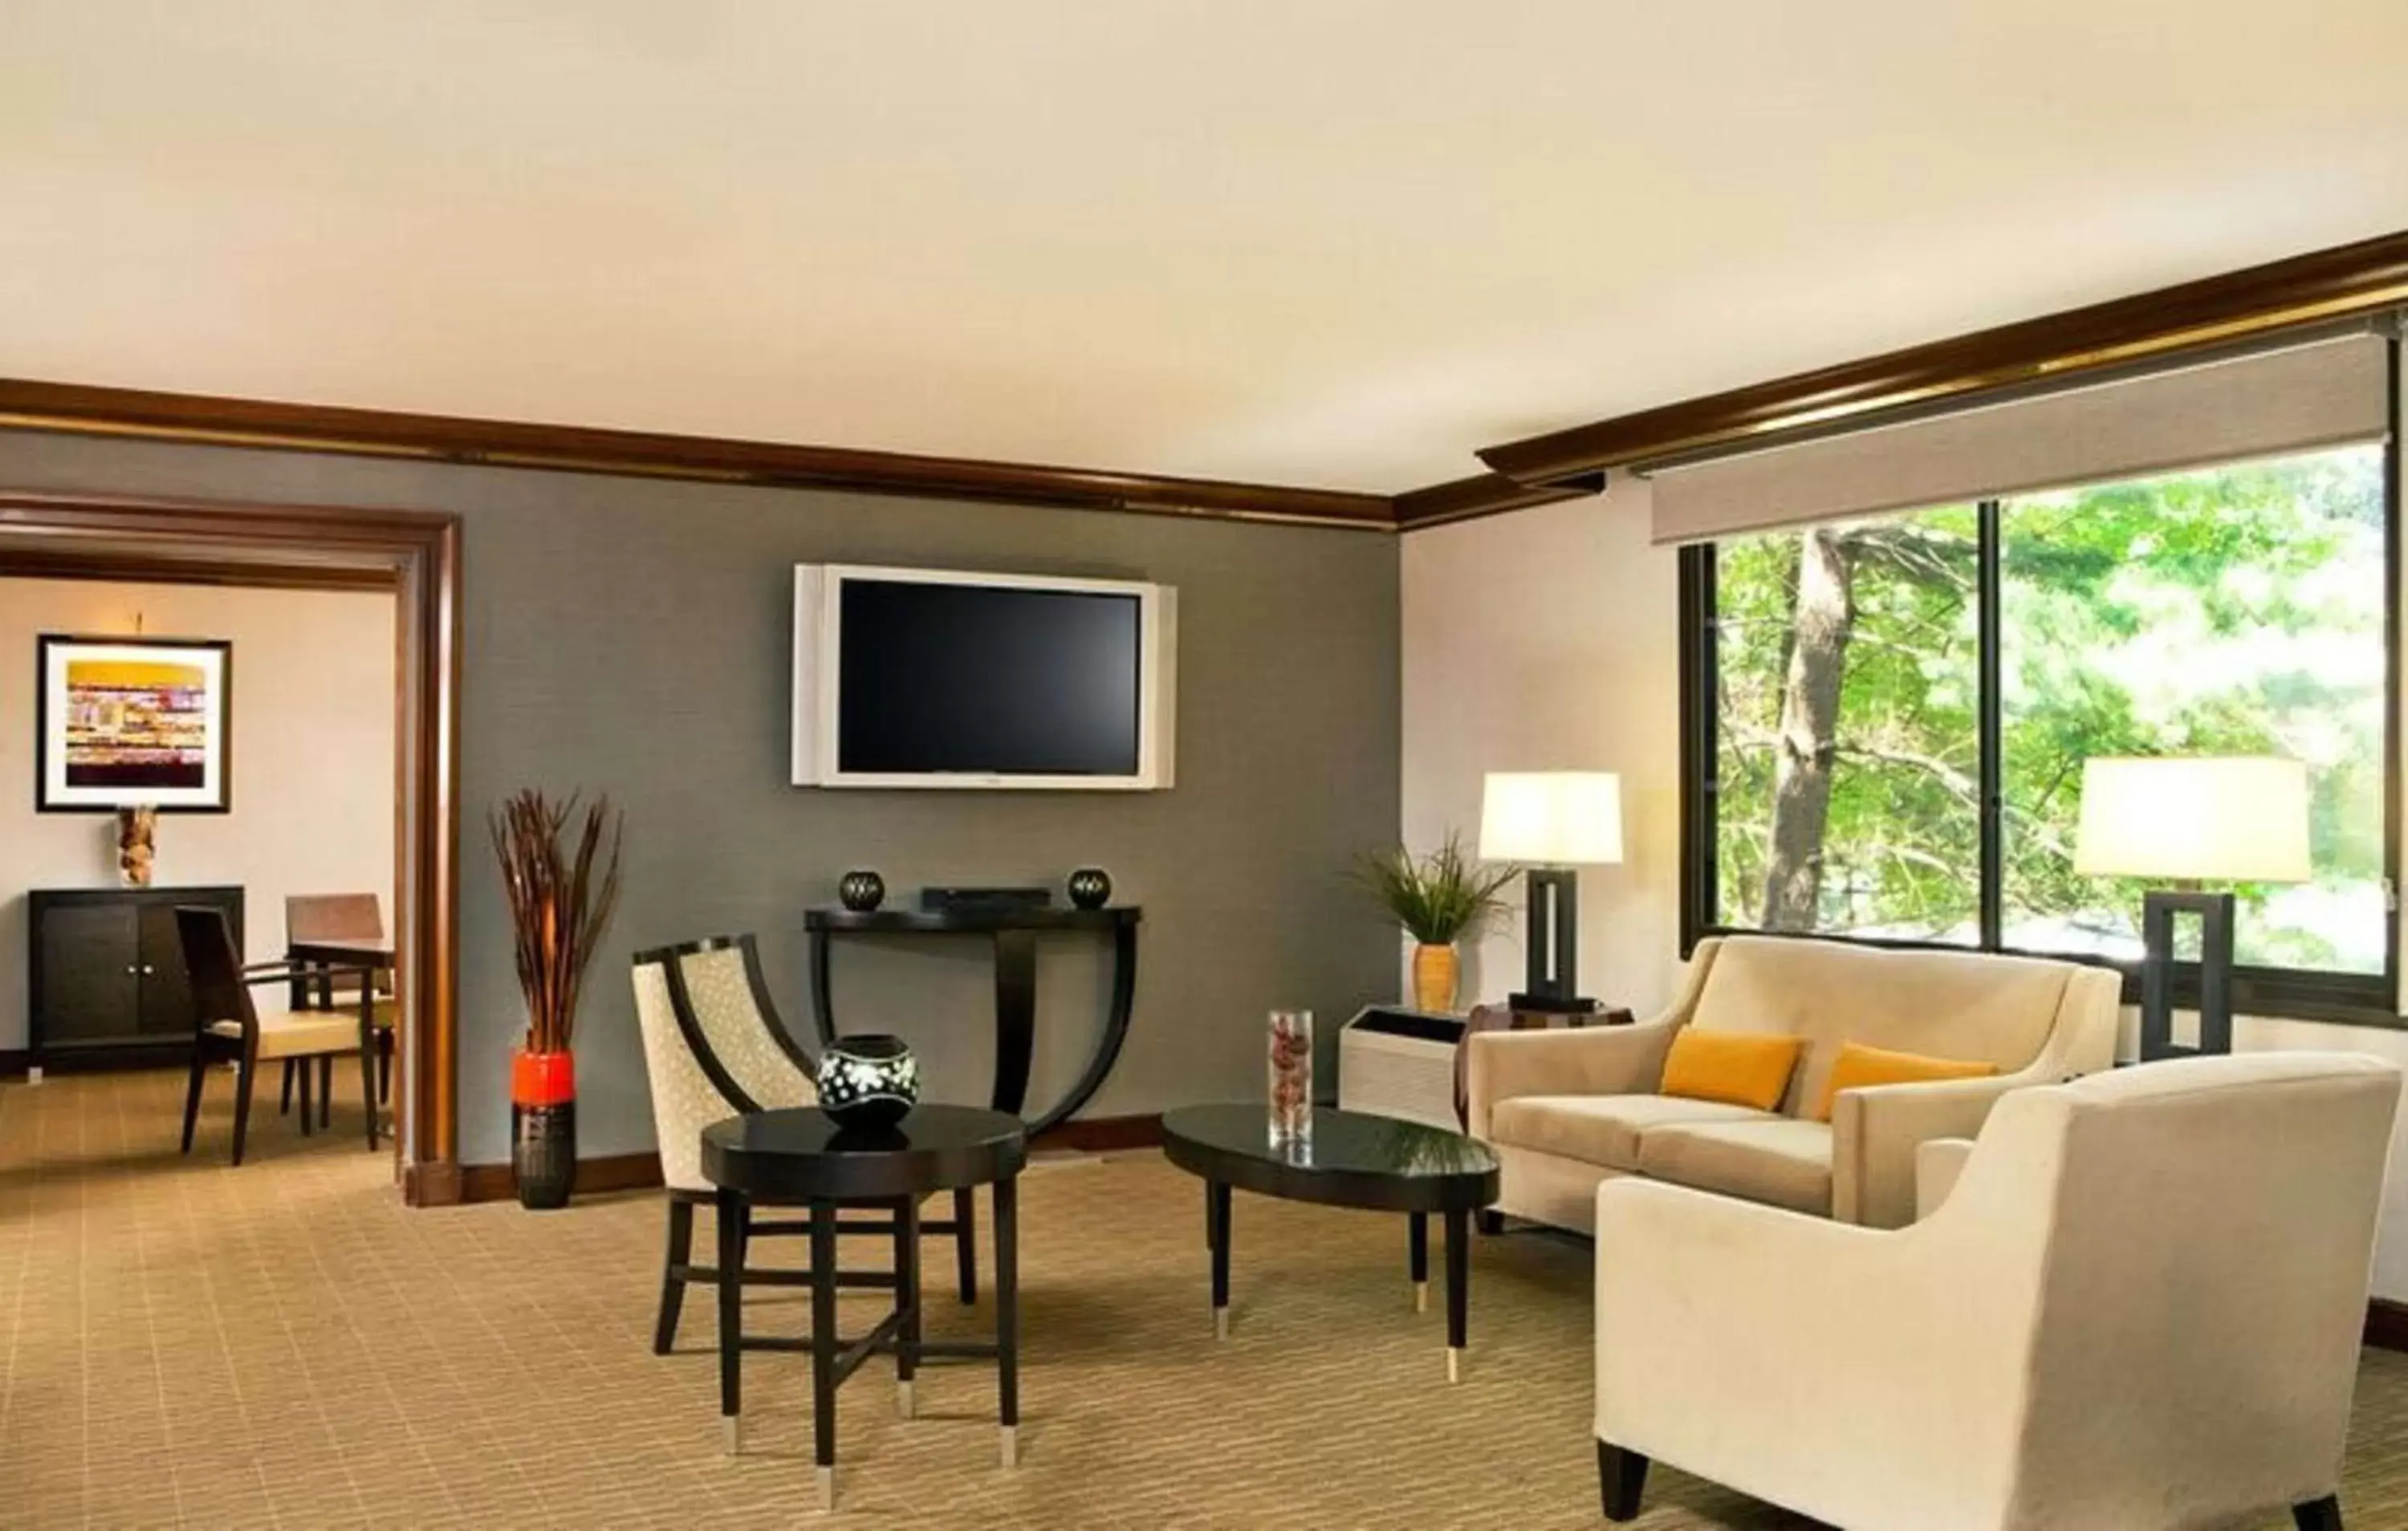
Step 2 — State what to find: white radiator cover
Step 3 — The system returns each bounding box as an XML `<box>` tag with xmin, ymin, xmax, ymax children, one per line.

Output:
<box><xmin>1336</xmin><ymin>1008</ymin><xmax>1468</xmax><ymax>1132</ymax></box>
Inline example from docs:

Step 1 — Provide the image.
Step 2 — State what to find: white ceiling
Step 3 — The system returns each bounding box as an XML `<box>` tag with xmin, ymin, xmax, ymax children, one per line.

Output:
<box><xmin>5</xmin><ymin>2</ymin><xmax>2407</xmax><ymax>494</ymax></box>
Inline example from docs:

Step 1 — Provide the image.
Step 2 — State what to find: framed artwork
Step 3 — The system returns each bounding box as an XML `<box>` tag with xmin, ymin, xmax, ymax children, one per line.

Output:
<box><xmin>36</xmin><ymin>635</ymin><xmax>234</xmax><ymax>813</ymax></box>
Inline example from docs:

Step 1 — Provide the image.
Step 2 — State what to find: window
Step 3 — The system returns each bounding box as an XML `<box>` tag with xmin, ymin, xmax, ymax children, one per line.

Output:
<box><xmin>1686</xmin><ymin>442</ymin><xmax>2394</xmax><ymax>1013</ymax></box>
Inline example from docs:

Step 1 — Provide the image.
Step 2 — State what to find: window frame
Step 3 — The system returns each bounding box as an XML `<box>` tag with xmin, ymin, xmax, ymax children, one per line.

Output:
<box><xmin>1677</xmin><ymin>399</ymin><xmax>2405</xmax><ymax>1029</ymax></box>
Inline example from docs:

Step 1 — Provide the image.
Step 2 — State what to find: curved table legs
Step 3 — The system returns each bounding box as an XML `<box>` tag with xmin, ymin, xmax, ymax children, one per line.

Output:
<box><xmin>808</xmin><ymin>922</ymin><xmax>1139</xmax><ymax>1135</ymax></box>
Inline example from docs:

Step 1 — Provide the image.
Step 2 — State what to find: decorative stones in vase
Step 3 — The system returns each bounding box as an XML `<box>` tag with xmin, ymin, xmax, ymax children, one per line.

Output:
<box><xmin>1067</xmin><ymin>867</ymin><xmax>1112</xmax><ymax>909</ymax></box>
<box><xmin>816</xmin><ymin>1034</ymin><xmax>919</xmax><ymax>1130</ymax></box>
<box><xmin>1267</xmin><ymin>1009</ymin><xmax>1313</xmax><ymax>1151</ymax></box>
<box><xmin>838</xmin><ymin>870</ymin><xmax>886</xmax><ymax>912</ymax></box>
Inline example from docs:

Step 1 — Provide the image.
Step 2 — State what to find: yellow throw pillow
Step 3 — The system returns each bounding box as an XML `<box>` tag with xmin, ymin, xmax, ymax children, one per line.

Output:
<box><xmin>1814</xmin><ymin>1040</ymin><xmax>1999</xmax><ymax>1122</ymax></box>
<box><xmin>1658</xmin><ymin>1029</ymin><xmax>1805</xmax><ymax>1113</ymax></box>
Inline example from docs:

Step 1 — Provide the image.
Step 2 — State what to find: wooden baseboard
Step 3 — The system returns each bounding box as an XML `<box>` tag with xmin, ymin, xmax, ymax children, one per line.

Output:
<box><xmin>454</xmin><ymin>1151</ymin><xmax>665</xmax><ymax>1205</ymax></box>
<box><xmin>429</xmin><ymin>1114</ymin><xmax>1164</xmax><ymax>1208</ymax></box>
<box><xmin>2365</xmin><ymin>1297</ymin><xmax>2408</xmax><ymax>1352</ymax></box>
<box><xmin>1032</xmin><ymin>1113</ymin><xmax>1162</xmax><ymax>1152</ymax></box>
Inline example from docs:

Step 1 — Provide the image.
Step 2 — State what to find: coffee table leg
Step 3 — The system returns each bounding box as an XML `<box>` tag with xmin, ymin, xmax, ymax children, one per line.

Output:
<box><xmin>1408</xmin><ymin>1212</ymin><xmax>1429</xmax><ymax>1314</ymax></box>
<box><xmin>1206</xmin><ymin>1179</ymin><xmax>1232</xmax><ymax>1340</ymax></box>
<box><xmin>811</xmin><ymin>1200</ymin><xmax>839</xmax><ymax>1509</ymax></box>
<box><xmin>1444</xmin><ymin>1206</ymin><xmax>1469</xmax><ymax>1384</ymax></box>
<box><xmin>714</xmin><ymin>1188</ymin><xmax>745</xmax><ymax>1453</ymax></box>
<box><xmin>995</xmin><ymin>1174</ymin><xmax>1020</xmax><ymax>1468</ymax></box>
<box><xmin>894</xmin><ymin>1195</ymin><xmax>921</xmax><ymax>1419</ymax></box>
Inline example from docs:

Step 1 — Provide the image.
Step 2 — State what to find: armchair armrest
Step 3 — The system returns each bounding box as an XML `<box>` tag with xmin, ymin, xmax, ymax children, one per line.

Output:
<box><xmin>1914</xmin><ymin>1137</ymin><xmax>1976</xmax><ymax>1219</ymax></box>
<box><xmin>1594</xmin><ymin>1178</ymin><xmax>2026</xmax><ymax>1527</ymax></box>
<box><xmin>1464</xmin><ymin>1021</ymin><xmax>1678</xmax><ymax>1139</ymax></box>
<box><xmin>1831</xmin><ymin>1068</ymin><xmax>2051</xmax><ymax>1228</ymax></box>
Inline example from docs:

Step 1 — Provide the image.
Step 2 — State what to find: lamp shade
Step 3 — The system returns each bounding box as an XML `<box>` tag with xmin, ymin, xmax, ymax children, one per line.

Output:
<box><xmin>2072</xmin><ymin>757</ymin><xmax>2310</xmax><ymax>883</ymax></box>
<box><xmin>1479</xmin><ymin>772</ymin><xmax>1624</xmax><ymax>865</ymax></box>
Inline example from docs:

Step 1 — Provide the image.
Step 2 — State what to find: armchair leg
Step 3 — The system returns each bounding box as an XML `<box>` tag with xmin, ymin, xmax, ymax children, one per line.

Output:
<box><xmin>180</xmin><ymin>1046</ymin><xmax>208</xmax><ymax>1154</ymax></box>
<box><xmin>230</xmin><ymin>1058</ymin><xmax>257</xmax><ymax>1167</ymax></box>
<box><xmin>1476</xmin><ymin>1209</ymin><xmax>1506</xmax><ymax>1237</ymax></box>
<box><xmin>1597</xmin><ymin>1441</ymin><xmax>1649</xmax><ymax>1523</ymax></box>
<box><xmin>655</xmin><ymin>1196</ymin><xmax>696</xmax><ymax>1355</ymax></box>
<box><xmin>279</xmin><ymin>1058</ymin><xmax>295</xmax><ymax>1115</ymax></box>
<box><xmin>318</xmin><ymin>1056</ymin><xmax>334</xmax><ymax>1128</ymax></box>
<box><xmin>2296</xmin><ymin>1496</ymin><xmax>2343</xmax><ymax>1530</ymax></box>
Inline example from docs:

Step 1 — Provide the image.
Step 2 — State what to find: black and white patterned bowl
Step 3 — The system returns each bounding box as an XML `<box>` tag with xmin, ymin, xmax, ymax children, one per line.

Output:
<box><xmin>815</xmin><ymin>1034</ymin><xmax>919</xmax><ymax>1130</ymax></box>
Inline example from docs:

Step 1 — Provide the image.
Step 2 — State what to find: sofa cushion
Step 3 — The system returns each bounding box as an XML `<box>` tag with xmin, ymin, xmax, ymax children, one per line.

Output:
<box><xmin>1488</xmin><ymin>1094</ymin><xmax>1772</xmax><ymax>1171</ymax></box>
<box><xmin>1661</xmin><ymin>1028</ymin><xmax>1805</xmax><ymax>1112</ymax></box>
<box><xmin>1635</xmin><ymin>1117</ymin><xmax>1835</xmax><ymax>1214</ymax></box>
<box><xmin>1690</xmin><ymin>936</ymin><xmax>2072</xmax><ymax>1117</ymax></box>
<box><xmin>1811</xmin><ymin>1039</ymin><xmax>1999</xmax><ymax>1122</ymax></box>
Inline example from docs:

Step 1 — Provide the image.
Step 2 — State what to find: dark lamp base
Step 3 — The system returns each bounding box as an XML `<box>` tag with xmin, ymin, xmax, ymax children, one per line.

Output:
<box><xmin>1507</xmin><ymin>993</ymin><xmax>1599</xmax><ymax>1016</ymax></box>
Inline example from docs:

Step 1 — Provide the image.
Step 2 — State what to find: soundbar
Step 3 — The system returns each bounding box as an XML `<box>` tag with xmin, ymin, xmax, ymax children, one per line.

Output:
<box><xmin>919</xmin><ymin>886</ymin><xmax>1053</xmax><ymax>914</ymax></box>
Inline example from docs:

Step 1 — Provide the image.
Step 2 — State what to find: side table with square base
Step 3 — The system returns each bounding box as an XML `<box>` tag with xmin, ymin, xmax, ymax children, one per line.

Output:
<box><xmin>1160</xmin><ymin>1104</ymin><xmax>1500</xmax><ymax>1382</ymax></box>
<box><xmin>700</xmin><ymin>1105</ymin><xmax>1028</xmax><ymax>1511</ymax></box>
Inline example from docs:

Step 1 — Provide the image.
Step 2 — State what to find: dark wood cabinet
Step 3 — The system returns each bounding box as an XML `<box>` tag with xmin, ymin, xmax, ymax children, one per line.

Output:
<box><xmin>26</xmin><ymin>887</ymin><xmax>244</xmax><ymax>1073</ymax></box>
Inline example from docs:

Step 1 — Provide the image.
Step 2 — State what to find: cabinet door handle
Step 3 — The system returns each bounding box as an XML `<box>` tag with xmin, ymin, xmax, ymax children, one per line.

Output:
<box><xmin>141</xmin><ymin>964</ymin><xmax>156</xmax><ymax>976</ymax></box>
<box><xmin>125</xmin><ymin>964</ymin><xmax>138</xmax><ymax>976</ymax></box>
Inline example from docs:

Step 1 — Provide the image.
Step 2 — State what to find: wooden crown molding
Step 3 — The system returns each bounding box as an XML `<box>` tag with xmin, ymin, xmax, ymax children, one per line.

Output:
<box><xmin>1470</xmin><ymin>226</ymin><xmax>2408</xmax><ymax>494</ymax></box>
<box><xmin>1392</xmin><ymin>470</ymin><xmax>1607</xmax><ymax>531</ymax></box>
<box><xmin>0</xmin><ymin>378</ymin><xmax>1398</xmax><ymax>530</ymax></box>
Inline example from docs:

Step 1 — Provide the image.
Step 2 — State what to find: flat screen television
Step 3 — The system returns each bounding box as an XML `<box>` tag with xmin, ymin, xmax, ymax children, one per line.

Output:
<box><xmin>791</xmin><ymin>564</ymin><xmax>1177</xmax><ymax>790</ymax></box>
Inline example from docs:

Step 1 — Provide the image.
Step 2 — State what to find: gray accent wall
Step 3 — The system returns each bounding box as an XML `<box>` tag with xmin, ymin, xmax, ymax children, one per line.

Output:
<box><xmin>0</xmin><ymin>429</ymin><xmax>1401</xmax><ymax>1165</ymax></box>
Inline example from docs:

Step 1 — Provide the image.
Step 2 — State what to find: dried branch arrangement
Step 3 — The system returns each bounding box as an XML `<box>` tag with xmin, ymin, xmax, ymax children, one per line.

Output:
<box><xmin>490</xmin><ymin>789</ymin><xmax>624</xmax><ymax>1054</ymax></box>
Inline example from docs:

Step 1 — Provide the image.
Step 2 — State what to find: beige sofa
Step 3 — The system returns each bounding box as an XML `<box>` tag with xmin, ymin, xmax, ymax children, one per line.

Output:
<box><xmin>1464</xmin><ymin>934</ymin><xmax>2120</xmax><ymax>1229</ymax></box>
<box><xmin>1593</xmin><ymin>1052</ymin><xmax>2403</xmax><ymax>1529</ymax></box>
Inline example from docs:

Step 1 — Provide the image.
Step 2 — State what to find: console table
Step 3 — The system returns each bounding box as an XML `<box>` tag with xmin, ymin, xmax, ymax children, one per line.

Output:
<box><xmin>803</xmin><ymin>905</ymin><xmax>1140</xmax><ymax>1135</ymax></box>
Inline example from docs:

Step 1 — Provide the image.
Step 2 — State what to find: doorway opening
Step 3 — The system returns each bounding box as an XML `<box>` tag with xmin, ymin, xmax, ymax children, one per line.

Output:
<box><xmin>0</xmin><ymin>491</ymin><xmax>462</xmax><ymax>1201</ymax></box>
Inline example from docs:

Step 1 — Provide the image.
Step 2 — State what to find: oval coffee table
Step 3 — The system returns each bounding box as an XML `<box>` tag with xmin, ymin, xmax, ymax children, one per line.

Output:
<box><xmin>702</xmin><ymin>1104</ymin><xmax>1027</xmax><ymax>1510</ymax></box>
<box><xmin>1160</xmin><ymin>1104</ymin><xmax>1500</xmax><ymax>1382</ymax></box>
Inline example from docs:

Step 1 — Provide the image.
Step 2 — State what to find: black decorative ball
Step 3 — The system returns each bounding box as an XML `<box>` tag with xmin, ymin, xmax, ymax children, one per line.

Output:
<box><xmin>814</xmin><ymin>1034</ymin><xmax>918</xmax><ymax>1130</ymax></box>
<box><xmin>838</xmin><ymin>870</ymin><xmax>886</xmax><ymax>912</ymax></box>
<box><xmin>1067</xmin><ymin>867</ymin><xmax>1112</xmax><ymax>909</ymax></box>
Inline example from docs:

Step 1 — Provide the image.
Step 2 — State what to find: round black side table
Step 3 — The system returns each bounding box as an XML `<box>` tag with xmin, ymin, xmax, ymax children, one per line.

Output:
<box><xmin>702</xmin><ymin>1104</ymin><xmax>1028</xmax><ymax>1510</ymax></box>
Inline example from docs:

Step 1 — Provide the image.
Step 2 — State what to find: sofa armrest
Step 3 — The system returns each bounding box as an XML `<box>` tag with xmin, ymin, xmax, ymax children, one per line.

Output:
<box><xmin>1832</xmin><ymin>1069</ymin><xmax>2050</xmax><ymax>1228</ymax></box>
<box><xmin>1914</xmin><ymin>1137</ymin><xmax>1976</xmax><ymax>1220</ymax></box>
<box><xmin>1594</xmin><ymin>1178</ymin><xmax>2024</xmax><ymax>1523</ymax></box>
<box><xmin>1464</xmin><ymin>1021</ymin><xmax>1678</xmax><ymax>1139</ymax></box>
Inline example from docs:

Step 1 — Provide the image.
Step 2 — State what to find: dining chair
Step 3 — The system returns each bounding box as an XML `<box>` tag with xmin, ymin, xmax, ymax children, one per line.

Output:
<box><xmin>176</xmin><ymin>905</ymin><xmax>383</xmax><ymax>1165</ymax></box>
<box><xmin>632</xmin><ymin>935</ymin><xmax>979</xmax><ymax>1356</ymax></box>
<box><xmin>282</xmin><ymin>892</ymin><xmax>398</xmax><ymax>1125</ymax></box>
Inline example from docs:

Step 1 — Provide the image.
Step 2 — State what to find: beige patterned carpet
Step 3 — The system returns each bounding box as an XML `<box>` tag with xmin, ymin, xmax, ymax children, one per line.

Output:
<box><xmin>3</xmin><ymin>1069</ymin><xmax>2405</xmax><ymax>1529</ymax></box>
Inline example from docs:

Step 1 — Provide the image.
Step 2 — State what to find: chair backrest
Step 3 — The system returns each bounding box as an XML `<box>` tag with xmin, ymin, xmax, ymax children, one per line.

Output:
<box><xmin>175</xmin><ymin>905</ymin><xmax>257</xmax><ymax>1042</ymax></box>
<box><xmin>630</xmin><ymin>947</ymin><xmax>734</xmax><ymax>1193</ymax></box>
<box><xmin>1685</xmin><ymin>935</ymin><xmax>2088</xmax><ymax>1115</ymax></box>
<box><xmin>662</xmin><ymin>936</ymin><xmax>818</xmax><ymax>1112</ymax></box>
<box><xmin>1944</xmin><ymin>1052</ymin><xmax>2401</xmax><ymax>1525</ymax></box>
<box><xmin>287</xmin><ymin>893</ymin><xmax>388</xmax><ymax>997</ymax></box>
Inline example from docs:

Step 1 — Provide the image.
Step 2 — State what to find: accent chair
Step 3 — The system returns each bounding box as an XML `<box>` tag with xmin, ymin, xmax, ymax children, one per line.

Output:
<box><xmin>1593</xmin><ymin>1051</ymin><xmax>2402</xmax><ymax>1530</ymax></box>
<box><xmin>630</xmin><ymin>935</ymin><xmax>978</xmax><ymax>1354</ymax></box>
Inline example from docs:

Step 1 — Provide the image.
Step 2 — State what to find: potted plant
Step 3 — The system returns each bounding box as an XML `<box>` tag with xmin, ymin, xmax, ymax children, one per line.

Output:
<box><xmin>490</xmin><ymin>789</ymin><xmax>624</xmax><ymax>1209</ymax></box>
<box><xmin>1357</xmin><ymin>831</ymin><xmax>1519</xmax><ymax>1013</ymax></box>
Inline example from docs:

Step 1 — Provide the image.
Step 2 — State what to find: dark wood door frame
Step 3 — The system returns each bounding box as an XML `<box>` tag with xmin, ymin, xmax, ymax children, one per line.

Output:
<box><xmin>0</xmin><ymin>490</ymin><xmax>462</xmax><ymax>1201</ymax></box>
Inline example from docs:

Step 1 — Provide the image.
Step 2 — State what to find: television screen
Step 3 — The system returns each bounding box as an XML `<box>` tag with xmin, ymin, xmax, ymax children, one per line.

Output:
<box><xmin>835</xmin><ymin>579</ymin><xmax>1144</xmax><ymax>776</ymax></box>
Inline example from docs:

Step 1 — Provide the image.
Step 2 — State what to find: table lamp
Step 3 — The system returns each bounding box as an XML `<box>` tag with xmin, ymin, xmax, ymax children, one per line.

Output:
<box><xmin>1479</xmin><ymin>772</ymin><xmax>1624</xmax><ymax>1014</ymax></box>
<box><xmin>2072</xmin><ymin>756</ymin><xmax>2308</xmax><ymax>1060</ymax></box>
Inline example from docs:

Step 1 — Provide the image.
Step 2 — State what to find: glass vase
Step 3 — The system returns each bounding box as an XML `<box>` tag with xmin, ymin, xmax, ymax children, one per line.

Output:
<box><xmin>1267</xmin><ymin>1009</ymin><xmax>1313</xmax><ymax>1149</ymax></box>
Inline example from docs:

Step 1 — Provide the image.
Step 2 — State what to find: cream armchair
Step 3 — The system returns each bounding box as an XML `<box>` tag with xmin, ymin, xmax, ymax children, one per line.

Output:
<box><xmin>1465</xmin><ymin>934</ymin><xmax>2119</xmax><ymax>1229</ymax></box>
<box><xmin>1593</xmin><ymin>1052</ymin><xmax>2402</xmax><ymax>1531</ymax></box>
